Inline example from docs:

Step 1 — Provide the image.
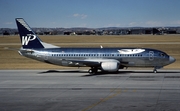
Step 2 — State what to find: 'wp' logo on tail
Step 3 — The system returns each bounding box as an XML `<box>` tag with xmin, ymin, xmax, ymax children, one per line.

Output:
<box><xmin>22</xmin><ymin>34</ymin><xmax>36</xmax><ymax>45</ymax></box>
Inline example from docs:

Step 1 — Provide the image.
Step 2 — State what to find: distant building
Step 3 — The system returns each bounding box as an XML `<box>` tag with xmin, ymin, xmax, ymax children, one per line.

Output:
<box><xmin>64</xmin><ymin>31</ymin><xmax>72</xmax><ymax>35</ymax></box>
<box><xmin>129</xmin><ymin>28</ymin><xmax>160</xmax><ymax>35</ymax></box>
<box><xmin>0</xmin><ymin>27</ymin><xmax>179</xmax><ymax>36</ymax></box>
<box><xmin>3</xmin><ymin>31</ymin><xmax>10</xmax><ymax>35</ymax></box>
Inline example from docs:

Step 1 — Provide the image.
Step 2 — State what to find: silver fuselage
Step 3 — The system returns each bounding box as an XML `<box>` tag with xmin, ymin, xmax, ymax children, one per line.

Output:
<box><xmin>19</xmin><ymin>47</ymin><xmax>175</xmax><ymax>69</ymax></box>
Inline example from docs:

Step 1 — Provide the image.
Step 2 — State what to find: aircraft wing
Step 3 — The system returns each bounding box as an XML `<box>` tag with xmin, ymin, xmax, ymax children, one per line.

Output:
<box><xmin>64</xmin><ymin>59</ymin><xmax>99</xmax><ymax>67</ymax></box>
<box><xmin>66</xmin><ymin>58</ymin><xmax>120</xmax><ymax>67</ymax></box>
<box><xmin>65</xmin><ymin>58</ymin><xmax>121</xmax><ymax>72</ymax></box>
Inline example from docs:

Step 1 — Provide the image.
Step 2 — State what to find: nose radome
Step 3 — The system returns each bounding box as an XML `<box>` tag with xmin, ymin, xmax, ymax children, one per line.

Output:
<box><xmin>169</xmin><ymin>56</ymin><xmax>176</xmax><ymax>64</ymax></box>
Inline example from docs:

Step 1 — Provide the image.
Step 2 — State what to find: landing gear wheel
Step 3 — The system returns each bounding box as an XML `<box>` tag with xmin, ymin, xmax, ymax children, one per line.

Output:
<box><xmin>88</xmin><ymin>67</ymin><xmax>98</xmax><ymax>74</ymax></box>
<box><xmin>88</xmin><ymin>69</ymin><xmax>94</xmax><ymax>74</ymax></box>
<box><xmin>153</xmin><ymin>69</ymin><xmax>157</xmax><ymax>73</ymax></box>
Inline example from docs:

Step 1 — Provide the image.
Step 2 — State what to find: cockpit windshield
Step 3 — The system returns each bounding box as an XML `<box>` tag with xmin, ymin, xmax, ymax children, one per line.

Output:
<box><xmin>159</xmin><ymin>52</ymin><xmax>166</xmax><ymax>58</ymax></box>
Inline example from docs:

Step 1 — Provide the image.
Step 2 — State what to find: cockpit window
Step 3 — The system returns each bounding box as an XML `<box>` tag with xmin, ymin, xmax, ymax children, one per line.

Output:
<box><xmin>160</xmin><ymin>53</ymin><xmax>165</xmax><ymax>58</ymax></box>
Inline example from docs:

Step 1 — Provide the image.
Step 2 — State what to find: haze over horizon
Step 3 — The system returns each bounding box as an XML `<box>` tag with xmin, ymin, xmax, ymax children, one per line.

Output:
<box><xmin>1</xmin><ymin>0</ymin><xmax>180</xmax><ymax>28</ymax></box>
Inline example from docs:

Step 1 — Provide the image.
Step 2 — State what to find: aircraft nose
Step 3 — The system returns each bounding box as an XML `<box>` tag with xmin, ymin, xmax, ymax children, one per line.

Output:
<box><xmin>169</xmin><ymin>56</ymin><xmax>176</xmax><ymax>64</ymax></box>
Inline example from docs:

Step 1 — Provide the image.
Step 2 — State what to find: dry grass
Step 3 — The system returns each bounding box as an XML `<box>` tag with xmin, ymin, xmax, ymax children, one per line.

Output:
<box><xmin>0</xmin><ymin>35</ymin><xmax>180</xmax><ymax>69</ymax></box>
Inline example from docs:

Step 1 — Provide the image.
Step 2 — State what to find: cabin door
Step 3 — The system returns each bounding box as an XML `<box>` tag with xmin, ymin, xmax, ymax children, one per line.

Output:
<box><xmin>149</xmin><ymin>51</ymin><xmax>154</xmax><ymax>61</ymax></box>
<box><xmin>98</xmin><ymin>53</ymin><xmax>103</xmax><ymax>58</ymax></box>
<box><xmin>44</xmin><ymin>53</ymin><xmax>48</xmax><ymax>60</ymax></box>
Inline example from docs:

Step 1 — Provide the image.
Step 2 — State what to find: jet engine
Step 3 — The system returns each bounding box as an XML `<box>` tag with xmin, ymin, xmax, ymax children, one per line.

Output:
<box><xmin>101</xmin><ymin>61</ymin><xmax>120</xmax><ymax>72</ymax></box>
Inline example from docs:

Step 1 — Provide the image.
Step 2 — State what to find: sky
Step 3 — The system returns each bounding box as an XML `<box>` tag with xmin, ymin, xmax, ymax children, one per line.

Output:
<box><xmin>1</xmin><ymin>0</ymin><xmax>180</xmax><ymax>28</ymax></box>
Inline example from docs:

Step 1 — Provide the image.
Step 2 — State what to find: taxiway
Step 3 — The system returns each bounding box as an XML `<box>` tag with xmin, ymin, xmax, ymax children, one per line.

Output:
<box><xmin>0</xmin><ymin>70</ymin><xmax>180</xmax><ymax>111</ymax></box>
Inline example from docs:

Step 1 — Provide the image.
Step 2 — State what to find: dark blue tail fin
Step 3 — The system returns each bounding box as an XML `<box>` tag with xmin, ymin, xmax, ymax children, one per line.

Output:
<box><xmin>16</xmin><ymin>18</ymin><xmax>44</xmax><ymax>49</ymax></box>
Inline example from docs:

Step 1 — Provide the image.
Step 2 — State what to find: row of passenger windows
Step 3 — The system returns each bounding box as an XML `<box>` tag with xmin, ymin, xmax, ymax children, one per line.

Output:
<box><xmin>52</xmin><ymin>54</ymin><xmax>143</xmax><ymax>57</ymax></box>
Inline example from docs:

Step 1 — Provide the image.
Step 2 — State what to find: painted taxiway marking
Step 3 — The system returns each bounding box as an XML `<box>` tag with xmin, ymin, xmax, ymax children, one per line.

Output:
<box><xmin>81</xmin><ymin>88</ymin><xmax>121</xmax><ymax>111</ymax></box>
<box><xmin>81</xmin><ymin>89</ymin><xmax>137</xmax><ymax>111</ymax></box>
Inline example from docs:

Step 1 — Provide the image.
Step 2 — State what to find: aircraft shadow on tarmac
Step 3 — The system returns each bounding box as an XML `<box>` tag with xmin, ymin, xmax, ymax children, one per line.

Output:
<box><xmin>38</xmin><ymin>70</ymin><xmax>133</xmax><ymax>77</ymax></box>
<box><xmin>38</xmin><ymin>70</ymin><xmax>180</xmax><ymax>77</ymax></box>
<box><xmin>38</xmin><ymin>70</ymin><xmax>82</xmax><ymax>74</ymax></box>
<box><xmin>81</xmin><ymin>70</ymin><xmax>180</xmax><ymax>77</ymax></box>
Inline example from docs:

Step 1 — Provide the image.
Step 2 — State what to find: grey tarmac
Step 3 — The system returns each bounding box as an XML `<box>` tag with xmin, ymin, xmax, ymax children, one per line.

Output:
<box><xmin>0</xmin><ymin>70</ymin><xmax>180</xmax><ymax>111</ymax></box>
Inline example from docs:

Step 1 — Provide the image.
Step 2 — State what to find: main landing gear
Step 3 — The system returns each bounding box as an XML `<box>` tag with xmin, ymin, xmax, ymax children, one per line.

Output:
<box><xmin>153</xmin><ymin>68</ymin><xmax>157</xmax><ymax>73</ymax></box>
<box><xmin>88</xmin><ymin>67</ymin><xmax>98</xmax><ymax>74</ymax></box>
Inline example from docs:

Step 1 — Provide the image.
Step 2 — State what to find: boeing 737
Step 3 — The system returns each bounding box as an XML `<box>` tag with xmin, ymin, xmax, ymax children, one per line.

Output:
<box><xmin>16</xmin><ymin>18</ymin><xmax>176</xmax><ymax>74</ymax></box>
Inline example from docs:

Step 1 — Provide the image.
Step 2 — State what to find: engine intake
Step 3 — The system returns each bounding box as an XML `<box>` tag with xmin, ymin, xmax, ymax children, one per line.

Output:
<box><xmin>101</xmin><ymin>61</ymin><xmax>120</xmax><ymax>72</ymax></box>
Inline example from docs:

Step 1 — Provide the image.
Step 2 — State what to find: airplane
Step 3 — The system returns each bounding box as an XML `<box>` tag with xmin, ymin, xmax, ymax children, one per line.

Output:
<box><xmin>15</xmin><ymin>18</ymin><xmax>176</xmax><ymax>74</ymax></box>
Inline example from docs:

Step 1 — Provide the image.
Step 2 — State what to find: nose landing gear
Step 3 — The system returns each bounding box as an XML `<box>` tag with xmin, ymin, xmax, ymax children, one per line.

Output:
<box><xmin>153</xmin><ymin>66</ymin><xmax>162</xmax><ymax>73</ymax></box>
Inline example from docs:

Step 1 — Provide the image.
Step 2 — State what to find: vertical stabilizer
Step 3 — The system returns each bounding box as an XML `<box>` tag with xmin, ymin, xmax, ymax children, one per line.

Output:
<box><xmin>16</xmin><ymin>18</ymin><xmax>44</xmax><ymax>49</ymax></box>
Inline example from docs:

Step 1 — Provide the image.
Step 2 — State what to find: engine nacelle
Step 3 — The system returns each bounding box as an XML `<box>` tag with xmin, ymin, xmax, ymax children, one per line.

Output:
<box><xmin>101</xmin><ymin>61</ymin><xmax>120</xmax><ymax>72</ymax></box>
